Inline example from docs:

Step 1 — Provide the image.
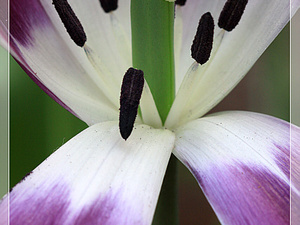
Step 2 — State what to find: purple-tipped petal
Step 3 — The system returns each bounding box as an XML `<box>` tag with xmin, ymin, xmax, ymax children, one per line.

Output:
<box><xmin>1</xmin><ymin>2</ymin><xmax>77</xmax><ymax>117</ymax></box>
<box><xmin>0</xmin><ymin>122</ymin><xmax>175</xmax><ymax>225</ymax></box>
<box><xmin>0</xmin><ymin>196</ymin><xmax>8</xmax><ymax>224</ymax></box>
<box><xmin>174</xmin><ymin>111</ymin><xmax>300</xmax><ymax>224</ymax></box>
<box><xmin>0</xmin><ymin>0</ymin><xmax>134</xmax><ymax>125</ymax></box>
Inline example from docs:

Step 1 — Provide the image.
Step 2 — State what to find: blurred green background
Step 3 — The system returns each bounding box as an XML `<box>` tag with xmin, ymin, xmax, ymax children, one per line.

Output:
<box><xmin>1</xmin><ymin>17</ymin><xmax>295</xmax><ymax>224</ymax></box>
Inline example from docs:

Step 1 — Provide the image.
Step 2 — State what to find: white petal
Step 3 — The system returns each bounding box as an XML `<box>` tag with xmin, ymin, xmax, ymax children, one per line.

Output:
<box><xmin>1</xmin><ymin>121</ymin><xmax>175</xmax><ymax>224</ymax></box>
<box><xmin>40</xmin><ymin>0</ymin><xmax>132</xmax><ymax>81</ymax></box>
<box><xmin>174</xmin><ymin>6</ymin><xmax>183</xmax><ymax>81</ymax></box>
<box><xmin>0</xmin><ymin>0</ymin><xmax>135</xmax><ymax>125</ymax></box>
<box><xmin>168</xmin><ymin>0</ymin><xmax>299</xmax><ymax>128</ymax></box>
<box><xmin>174</xmin><ymin>111</ymin><xmax>300</xmax><ymax>224</ymax></box>
<box><xmin>174</xmin><ymin>0</ymin><xmax>223</xmax><ymax>86</ymax></box>
<box><xmin>140</xmin><ymin>81</ymin><xmax>162</xmax><ymax>128</ymax></box>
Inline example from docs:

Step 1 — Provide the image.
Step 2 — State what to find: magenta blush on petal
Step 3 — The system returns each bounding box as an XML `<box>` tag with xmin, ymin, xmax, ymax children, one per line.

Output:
<box><xmin>187</xmin><ymin>163</ymin><xmax>290</xmax><ymax>225</ymax></box>
<box><xmin>173</xmin><ymin>111</ymin><xmax>299</xmax><ymax>225</ymax></box>
<box><xmin>1</xmin><ymin>123</ymin><xmax>174</xmax><ymax>225</ymax></box>
<box><xmin>9</xmin><ymin>183</ymin><xmax>71</xmax><ymax>225</ymax></box>
<box><xmin>0</xmin><ymin>197</ymin><xmax>8</xmax><ymax>225</ymax></box>
<box><xmin>273</xmin><ymin>143</ymin><xmax>290</xmax><ymax>179</ymax></box>
<box><xmin>7</xmin><ymin>182</ymin><xmax>144</xmax><ymax>225</ymax></box>
<box><xmin>75</xmin><ymin>190</ymin><xmax>144</xmax><ymax>225</ymax></box>
<box><xmin>8</xmin><ymin>0</ymin><xmax>79</xmax><ymax>119</ymax></box>
<box><xmin>291</xmin><ymin>125</ymin><xmax>300</xmax><ymax>223</ymax></box>
<box><xmin>10</xmin><ymin>0</ymin><xmax>51</xmax><ymax>47</ymax></box>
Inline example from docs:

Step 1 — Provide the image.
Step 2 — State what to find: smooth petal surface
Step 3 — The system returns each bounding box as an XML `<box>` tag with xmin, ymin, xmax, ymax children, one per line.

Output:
<box><xmin>40</xmin><ymin>0</ymin><xmax>132</xmax><ymax>82</ymax></box>
<box><xmin>174</xmin><ymin>111</ymin><xmax>300</xmax><ymax>225</ymax></box>
<box><xmin>0</xmin><ymin>0</ymin><xmax>134</xmax><ymax>125</ymax></box>
<box><xmin>0</xmin><ymin>122</ymin><xmax>175</xmax><ymax>225</ymax></box>
<box><xmin>167</xmin><ymin>0</ymin><xmax>299</xmax><ymax>128</ymax></box>
<box><xmin>140</xmin><ymin>81</ymin><xmax>163</xmax><ymax>128</ymax></box>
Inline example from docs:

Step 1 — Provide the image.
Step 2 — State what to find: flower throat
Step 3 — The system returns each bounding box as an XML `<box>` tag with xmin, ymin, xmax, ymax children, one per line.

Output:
<box><xmin>52</xmin><ymin>0</ymin><xmax>248</xmax><ymax>140</ymax></box>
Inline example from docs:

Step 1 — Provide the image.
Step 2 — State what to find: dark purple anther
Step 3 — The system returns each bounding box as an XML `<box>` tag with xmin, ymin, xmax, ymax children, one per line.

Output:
<box><xmin>119</xmin><ymin>68</ymin><xmax>144</xmax><ymax>140</ymax></box>
<box><xmin>99</xmin><ymin>0</ymin><xmax>118</xmax><ymax>13</ymax></box>
<box><xmin>53</xmin><ymin>0</ymin><xmax>86</xmax><ymax>47</ymax></box>
<box><xmin>218</xmin><ymin>0</ymin><xmax>248</xmax><ymax>31</ymax></box>
<box><xmin>191</xmin><ymin>12</ymin><xmax>214</xmax><ymax>65</ymax></box>
<box><xmin>175</xmin><ymin>0</ymin><xmax>187</xmax><ymax>6</ymax></box>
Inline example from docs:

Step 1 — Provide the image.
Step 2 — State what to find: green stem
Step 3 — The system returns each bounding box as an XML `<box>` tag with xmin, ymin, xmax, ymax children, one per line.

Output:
<box><xmin>131</xmin><ymin>0</ymin><xmax>178</xmax><ymax>224</ymax></box>
<box><xmin>152</xmin><ymin>155</ymin><xmax>178</xmax><ymax>225</ymax></box>
<box><xmin>131</xmin><ymin>0</ymin><xmax>175</xmax><ymax>123</ymax></box>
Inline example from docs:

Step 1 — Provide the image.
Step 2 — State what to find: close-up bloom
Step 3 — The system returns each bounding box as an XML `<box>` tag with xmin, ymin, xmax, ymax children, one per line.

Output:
<box><xmin>0</xmin><ymin>0</ymin><xmax>300</xmax><ymax>224</ymax></box>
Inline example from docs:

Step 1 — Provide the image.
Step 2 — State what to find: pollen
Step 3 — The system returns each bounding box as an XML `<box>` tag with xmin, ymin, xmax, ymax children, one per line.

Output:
<box><xmin>191</xmin><ymin>12</ymin><xmax>214</xmax><ymax>65</ymax></box>
<box><xmin>218</xmin><ymin>0</ymin><xmax>248</xmax><ymax>31</ymax></box>
<box><xmin>99</xmin><ymin>0</ymin><xmax>118</xmax><ymax>13</ymax></box>
<box><xmin>119</xmin><ymin>68</ymin><xmax>144</xmax><ymax>140</ymax></box>
<box><xmin>53</xmin><ymin>0</ymin><xmax>86</xmax><ymax>47</ymax></box>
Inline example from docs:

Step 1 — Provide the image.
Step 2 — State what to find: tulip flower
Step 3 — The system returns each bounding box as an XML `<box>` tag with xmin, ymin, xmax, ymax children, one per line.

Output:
<box><xmin>0</xmin><ymin>0</ymin><xmax>299</xmax><ymax>224</ymax></box>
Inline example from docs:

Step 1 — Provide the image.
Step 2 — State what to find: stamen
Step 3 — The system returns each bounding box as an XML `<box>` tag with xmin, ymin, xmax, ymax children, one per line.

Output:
<box><xmin>119</xmin><ymin>68</ymin><xmax>144</xmax><ymax>140</ymax></box>
<box><xmin>99</xmin><ymin>0</ymin><xmax>118</xmax><ymax>13</ymax></box>
<box><xmin>191</xmin><ymin>12</ymin><xmax>214</xmax><ymax>65</ymax></box>
<box><xmin>218</xmin><ymin>0</ymin><xmax>248</xmax><ymax>31</ymax></box>
<box><xmin>53</xmin><ymin>0</ymin><xmax>86</xmax><ymax>47</ymax></box>
<box><xmin>175</xmin><ymin>0</ymin><xmax>186</xmax><ymax>6</ymax></box>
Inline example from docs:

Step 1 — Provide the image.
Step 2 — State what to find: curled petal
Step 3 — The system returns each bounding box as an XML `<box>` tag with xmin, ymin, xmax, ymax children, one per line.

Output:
<box><xmin>0</xmin><ymin>122</ymin><xmax>175</xmax><ymax>225</ymax></box>
<box><xmin>174</xmin><ymin>111</ymin><xmax>300</xmax><ymax>224</ymax></box>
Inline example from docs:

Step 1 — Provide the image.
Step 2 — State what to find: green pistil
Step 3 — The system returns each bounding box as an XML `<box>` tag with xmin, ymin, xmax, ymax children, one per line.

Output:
<box><xmin>131</xmin><ymin>0</ymin><xmax>175</xmax><ymax>124</ymax></box>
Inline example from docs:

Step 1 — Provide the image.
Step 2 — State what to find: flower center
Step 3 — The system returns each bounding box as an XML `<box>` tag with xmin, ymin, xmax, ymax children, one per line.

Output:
<box><xmin>52</xmin><ymin>0</ymin><xmax>249</xmax><ymax>138</ymax></box>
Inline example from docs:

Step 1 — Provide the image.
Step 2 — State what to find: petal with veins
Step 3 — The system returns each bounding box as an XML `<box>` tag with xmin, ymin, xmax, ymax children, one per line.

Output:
<box><xmin>292</xmin><ymin>124</ymin><xmax>300</xmax><ymax>223</ymax></box>
<box><xmin>0</xmin><ymin>121</ymin><xmax>175</xmax><ymax>225</ymax></box>
<box><xmin>169</xmin><ymin>0</ymin><xmax>300</xmax><ymax>128</ymax></box>
<box><xmin>174</xmin><ymin>111</ymin><xmax>300</xmax><ymax>224</ymax></box>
